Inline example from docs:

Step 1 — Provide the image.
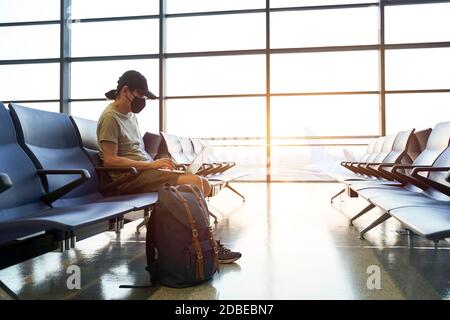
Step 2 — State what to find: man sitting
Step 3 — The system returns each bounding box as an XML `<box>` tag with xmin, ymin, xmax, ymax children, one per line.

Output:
<box><xmin>98</xmin><ymin>70</ymin><xmax>241</xmax><ymax>264</ymax></box>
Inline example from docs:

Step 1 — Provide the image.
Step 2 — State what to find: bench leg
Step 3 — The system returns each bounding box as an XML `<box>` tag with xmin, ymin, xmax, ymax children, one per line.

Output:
<box><xmin>349</xmin><ymin>203</ymin><xmax>375</xmax><ymax>226</ymax></box>
<box><xmin>331</xmin><ymin>188</ymin><xmax>345</xmax><ymax>203</ymax></box>
<box><xmin>0</xmin><ymin>280</ymin><xmax>19</xmax><ymax>300</ymax></box>
<box><xmin>209</xmin><ymin>211</ymin><xmax>218</xmax><ymax>225</ymax></box>
<box><xmin>115</xmin><ymin>217</ymin><xmax>121</xmax><ymax>234</ymax></box>
<box><xmin>69</xmin><ymin>231</ymin><xmax>76</xmax><ymax>249</ymax></box>
<box><xmin>136</xmin><ymin>207</ymin><xmax>153</xmax><ymax>234</ymax></box>
<box><xmin>433</xmin><ymin>240</ymin><xmax>439</xmax><ymax>249</ymax></box>
<box><xmin>359</xmin><ymin>212</ymin><xmax>391</xmax><ymax>239</ymax></box>
<box><xmin>136</xmin><ymin>216</ymin><xmax>150</xmax><ymax>234</ymax></box>
<box><xmin>225</xmin><ymin>183</ymin><xmax>245</xmax><ymax>202</ymax></box>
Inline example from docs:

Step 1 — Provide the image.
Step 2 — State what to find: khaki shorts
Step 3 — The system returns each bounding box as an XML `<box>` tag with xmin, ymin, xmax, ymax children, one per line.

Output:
<box><xmin>117</xmin><ymin>169</ymin><xmax>183</xmax><ymax>195</ymax></box>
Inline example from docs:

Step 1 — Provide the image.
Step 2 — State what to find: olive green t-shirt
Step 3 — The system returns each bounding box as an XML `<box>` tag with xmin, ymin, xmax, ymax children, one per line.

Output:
<box><xmin>97</xmin><ymin>103</ymin><xmax>151</xmax><ymax>179</ymax></box>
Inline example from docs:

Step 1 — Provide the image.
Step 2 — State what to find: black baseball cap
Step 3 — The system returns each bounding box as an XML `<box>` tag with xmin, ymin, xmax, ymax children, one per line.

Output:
<box><xmin>114</xmin><ymin>70</ymin><xmax>157</xmax><ymax>99</ymax></box>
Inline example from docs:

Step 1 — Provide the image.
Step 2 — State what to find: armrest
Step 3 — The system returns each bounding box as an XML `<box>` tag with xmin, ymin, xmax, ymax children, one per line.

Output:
<box><xmin>411</xmin><ymin>167</ymin><xmax>450</xmax><ymax>175</ymax></box>
<box><xmin>390</xmin><ymin>165</ymin><xmax>431</xmax><ymax>190</ymax></box>
<box><xmin>391</xmin><ymin>165</ymin><xmax>431</xmax><ymax>175</ymax></box>
<box><xmin>0</xmin><ymin>173</ymin><xmax>12</xmax><ymax>194</ymax></box>
<box><xmin>367</xmin><ymin>162</ymin><xmax>396</xmax><ymax>168</ymax></box>
<box><xmin>37</xmin><ymin>169</ymin><xmax>91</xmax><ymax>205</ymax></box>
<box><xmin>96</xmin><ymin>167</ymin><xmax>139</xmax><ymax>194</ymax></box>
<box><xmin>411</xmin><ymin>167</ymin><xmax>450</xmax><ymax>196</ymax></box>
<box><xmin>365</xmin><ymin>162</ymin><xmax>398</xmax><ymax>180</ymax></box>
<box><xmin>356</xmin><ymin>162</ymin><xmax>368</xmax><ymax>168</ymax></box>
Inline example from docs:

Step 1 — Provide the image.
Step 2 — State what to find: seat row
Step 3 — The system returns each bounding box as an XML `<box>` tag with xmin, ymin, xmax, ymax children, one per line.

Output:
<box><xmin>329</xmin><ymin>121</ymin><xmax>450</xmax><ymax>243</ymax></box>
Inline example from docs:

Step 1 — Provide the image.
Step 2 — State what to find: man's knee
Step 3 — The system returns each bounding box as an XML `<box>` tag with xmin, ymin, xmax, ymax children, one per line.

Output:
<box><xmin>176</xmin><ymin>174</ymin><xmax>210</xmax><ymax>195</ymax></box>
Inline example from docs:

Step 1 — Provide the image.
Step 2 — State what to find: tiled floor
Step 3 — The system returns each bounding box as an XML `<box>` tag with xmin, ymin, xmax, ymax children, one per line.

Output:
<box><xmin>1</xmin><ymin>183</ymin><xmax>449</xmax><ymax>300</ymax></box>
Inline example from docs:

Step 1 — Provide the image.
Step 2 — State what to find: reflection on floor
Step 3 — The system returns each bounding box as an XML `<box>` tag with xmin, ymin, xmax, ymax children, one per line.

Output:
<box><xmin>1</xmin><ymin>183</ymin><xmax>449</xmax><ymax>300</ymax></box>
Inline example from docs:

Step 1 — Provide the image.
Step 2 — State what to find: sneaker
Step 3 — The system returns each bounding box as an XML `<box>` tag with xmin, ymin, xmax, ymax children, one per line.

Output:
<box><xmin>216</xmin><ymin>240</ymin><xmax>242</xmax><ymax>264</ymax></box>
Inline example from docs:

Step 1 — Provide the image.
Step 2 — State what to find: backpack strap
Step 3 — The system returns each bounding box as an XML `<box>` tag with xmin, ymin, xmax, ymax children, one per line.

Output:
<box><xmin>170</xmin><ymin>186</ymin><xmax>205</xmax><ymax>281</ymax></box>
<box><xmin>145</xmin><ymin>209</ymin><xmax>159</xmax><ymax>285</ymax></box>
<box><xmin>184</xmin><ymin>185</ymin><xmax>219</xmax><ymax>273</ymax></box>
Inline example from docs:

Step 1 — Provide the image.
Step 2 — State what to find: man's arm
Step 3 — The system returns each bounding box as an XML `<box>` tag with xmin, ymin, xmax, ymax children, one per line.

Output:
<box><xmin>101</xmin><ymin>141</ymin><xmax>175</xmax><ymax>170</ymax></box>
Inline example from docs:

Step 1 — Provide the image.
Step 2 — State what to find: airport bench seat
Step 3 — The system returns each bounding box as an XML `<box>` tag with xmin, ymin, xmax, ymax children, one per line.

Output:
<box><xmin>0</xmin><ymin>103</ymin><xmax>135</xmax><ymax>248</ymax></box>
<box><xmin>390</xmin><ymin>205</ymin><xmax>450</xmax><ymax>241</ymax></box>
<box><xmin>348</xmin><ymin>147</ymin><xmax>450</xmax><ymax>239</ymax></box>
<box><xmin>0</xmin><ymin>193</ymin><xmax>131</xmax><ymax>233</ymax></box>
<box><xmin>10</xmin><ymin>104</ymin><xmax>158</xmax><ymax>214</ymax></box>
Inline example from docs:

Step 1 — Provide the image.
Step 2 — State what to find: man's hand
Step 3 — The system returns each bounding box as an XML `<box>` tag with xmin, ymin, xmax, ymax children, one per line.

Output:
<box><xmin>146</xmin><ymin>158</ymin><xmax>176</xmax><ymax>170</ymax></box>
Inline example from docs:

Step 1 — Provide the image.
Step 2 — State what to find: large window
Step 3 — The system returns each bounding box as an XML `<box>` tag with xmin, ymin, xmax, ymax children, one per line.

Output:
<box><xmin>385</xmin><ymin>3</ymin><xmax>450</xmax><ymax>44</ymax></box>
<box><xmin>386</xmin><ymin>48</ymin><xmax>450</xmax><ymax>90</ymax></box>
<box><xmin>0</xmin><ymin>25</ymin><xmax>59</xmax><ymax>60</ymax></box>
<box><xmin>271</xmin><ymin>95</ymin><xmax>379</xmax><ymax>137</ymax></box>
<box><xmin>271</xmin><ymin>0</ymin><xmax>376</xmax><ymax>7</ymax></box>
<box><xmin>166</xmin><ymin>97</ymin><xmax>266</xmax><ymax>137</ymax></box>
<box><xmin>167</xmin><ymin>0</ymin><xmax>265</xmax><ymax>13</ymax></box>
<box><xmin>386</xmin><ymin>93</ymin><xmax>450</xmax><ymax>134</ymax></box>
<box><xmin>167</xmin><ymin>14</ymin><xmax>265</xmax><ymax>53</ymax></box>
<box><xmin>1</xmin><ymin>0</ymin><xmax>449</xmax><ymax>181</ymax></box>
<box><xmin>0</xmin><ymin>64</ymin><xmax>60</xmax><ymax>101</ymax></box>
<box><xmin>271</xmin><ymin>51</ymin><xmax>378</xmax><ymax>93</ymax></box>
<box><xmin>271</xmin><ymin>7</ymin><xmax>378</xmax><ymax>48</ymax></box>
<box><xmin>71</xmin><ymin>20</ymin><xmax>159</xmax><ymax>57</ymax></box>
<box><xmin>166</xmin><ymin>55</ymin><xmax>266</xmax><ymax>96</ymax></box>
<box><xmin>71</xmin><ymin>60</ymin><xmax>159</xmax><ymax>99</ymax></box>
<box><xmin>0</xmin><ymin>0</ymin><xmax>59</xmax><ymax>23</ymax></box>
<box><xmin>71</xmin><ymin>0</ymin><xmax>159</xmax><ymax>19</ymax></box>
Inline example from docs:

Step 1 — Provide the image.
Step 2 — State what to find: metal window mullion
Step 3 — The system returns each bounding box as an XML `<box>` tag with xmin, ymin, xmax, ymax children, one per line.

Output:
<box><xmin>59</xmin><ymin>0</ymin><xmax>71</xmax><ymax>114</ymax></box>
<box><xmin>159</xmin><ymin>0</ymin><xmax>167</xmax><ymax>132</ymax></box>
<box><xmin>379</xmin><ymin>2</ymin><xmax>386</xmax><ymax>136</ymax></box>
<box><xmin>266</xmin><ymin>0</ymin><xmax>271</xmax><ymax>182</ymax></box>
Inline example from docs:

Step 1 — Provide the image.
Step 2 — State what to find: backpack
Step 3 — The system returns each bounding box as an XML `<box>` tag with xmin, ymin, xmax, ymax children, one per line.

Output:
<box><xmin>146</xmin><ymin>184</ymin><xmax>219</xmax><ymax>288</ymax></box>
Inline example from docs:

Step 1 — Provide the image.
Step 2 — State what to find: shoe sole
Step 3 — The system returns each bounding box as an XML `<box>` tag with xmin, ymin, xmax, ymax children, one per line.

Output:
<box><xmin>218</xmin><ymin>256</ymin><xmax>241</xmax><ymax>264</ymax></box>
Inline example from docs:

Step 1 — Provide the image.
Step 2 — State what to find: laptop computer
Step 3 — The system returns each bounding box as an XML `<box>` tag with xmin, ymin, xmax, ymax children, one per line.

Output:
<box><xmin>159</xmin><ymin>146</ymin><xmax>210</xmax><ymax>174</ymax></box>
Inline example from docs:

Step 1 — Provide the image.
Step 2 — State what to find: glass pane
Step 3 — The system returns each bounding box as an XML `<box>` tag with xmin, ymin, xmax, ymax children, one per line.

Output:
<box><xmin>167</xmin><ymin>0</ymin><xmax>265</xmax><ymax>13</ymax></box>
<box><xmin>271</xmin><ymin>8</ymin><xmax>378</xmax><ymax>48</ymax></box>
<box><xmin>0</xmin><ymin>0</ymin><xmax>59</xmax><ymax>23</ymax></box>
<box><xmin>386</xmin><ymin>3</ymin><xmax>450</xmax><ymax>44</ymax></box>
<box><xmin>271</xmin><ymin>51</ymin><xmax>379</xmax><ymax>93</ymax></box>
<box><xmin>167</xmin><ymin>13</ymin><xmax>265</xmax><ymax>53</ymax></box>
<box><xmin>71</xmin><ymin>0</ymin><xmax>159</xmax><ymax>19</ymax></box>
<box><xmin>70</xmin><ymin>101</ymin><xmax>110</xmax><ymax>121</ymax></box>
<box><xmin>386</xmin><ymin>48</ymin><xmax>450</xmax><ymax>90</ymax></box>
<box><xmin>166</xmin><ymin>55</ymin><xmax>265</xmax><ymax>96</ymax></box>
<box><xmin>0</xmin><ymin>25</ymin><xmax>59</xmax><ymax>60</ymax></box>
<box><xmin>71</xmin><ymin>20</ymin><xmax>159</xmax><ymax>57</ymax></box>
<box><xmin>271</xmin><ymin>0</ymin><xmax>376</xmax><ymax>7</ymax></box>
<box><xmin>0</xmin><ymin>63</ymin><xmax>59</xmax><ymax>101</ymax></box>
<box><xmin>6</xmin><ymin>102</ymin><xmax>59</xmax><ymax>113</ymax></box>
<box><xmin>70</xmin><ymin>101</ymin><xmax>159</xmax><ymax>135</ymax></box>
<box><xmin>386</xmin><ymin>93</ymin><xmax>450</xmax><ymax>134</ymax></box>
<box><xmin>166</xmin><ymin>97</ymin><xmax>266</xmax><ymax>137</ymax></box>
<box><xmin>71</xmin><ymin>59</ymin><xmax>159</xmax><ymax>99</ymax></box>
<box><xmin>271</xmin><ymin>95</ymin><xmax>379</xmax><ymax>137</ymax></box>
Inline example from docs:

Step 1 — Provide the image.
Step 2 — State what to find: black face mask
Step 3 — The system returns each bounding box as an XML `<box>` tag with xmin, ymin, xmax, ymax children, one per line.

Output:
<box><xmin>127</xmin><ymin>92</ymin><xmax>146</xmax><ymax>114</ymax></box>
